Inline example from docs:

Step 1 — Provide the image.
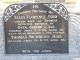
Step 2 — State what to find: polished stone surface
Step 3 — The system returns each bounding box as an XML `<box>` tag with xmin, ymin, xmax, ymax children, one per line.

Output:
<box><xmin>0</xmin><ymin>14</ymin><xmax>80</xmax><ymax>60</ymax></box>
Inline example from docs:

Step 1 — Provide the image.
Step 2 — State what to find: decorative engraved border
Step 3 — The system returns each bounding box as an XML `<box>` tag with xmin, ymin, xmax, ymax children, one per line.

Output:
<box><xmin>44</xmin><ymin>3</ymin><xmax>69</xmax><ymax>20</ymax></box>
<box><xmin>3</xmin><ymin>4</ymin><xmax>27</xmax><ymax>22</ymax></box>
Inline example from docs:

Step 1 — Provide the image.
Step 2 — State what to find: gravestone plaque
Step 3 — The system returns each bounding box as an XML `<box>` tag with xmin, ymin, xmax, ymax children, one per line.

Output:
<box><xmin>3</xmin><ymin>3</ymin><xmax>69</xmax><ymax>54</ymax></box>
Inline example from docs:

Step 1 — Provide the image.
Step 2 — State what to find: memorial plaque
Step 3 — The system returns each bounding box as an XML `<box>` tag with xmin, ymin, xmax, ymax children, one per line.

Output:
<box><xmin>3</xmin><ymin>3</ymin><xmax>69</xmax><ymax>54</ymax></box>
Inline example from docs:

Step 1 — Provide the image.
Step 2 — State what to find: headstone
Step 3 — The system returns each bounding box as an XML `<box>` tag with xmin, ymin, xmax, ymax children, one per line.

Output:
<box><xmin>3</xmin><ymin>3</ymin><xmax>69</xmax><ymax>54</ymax></box>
